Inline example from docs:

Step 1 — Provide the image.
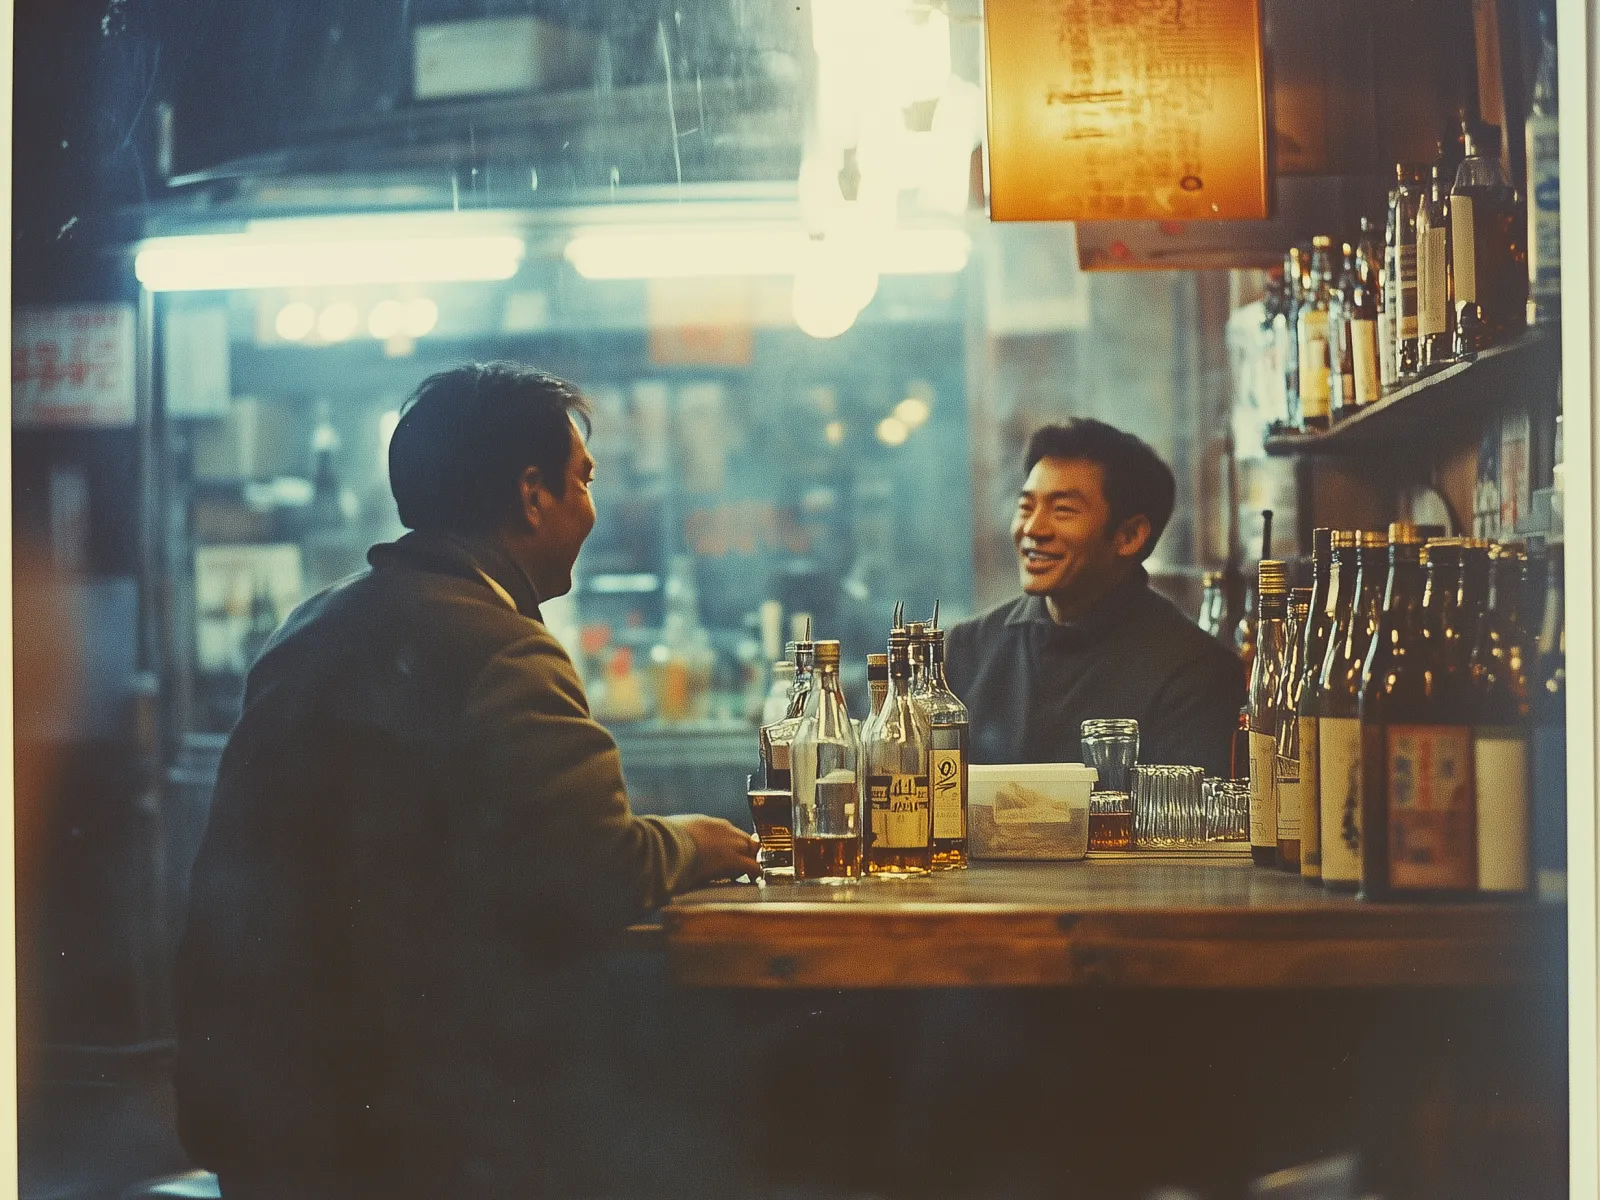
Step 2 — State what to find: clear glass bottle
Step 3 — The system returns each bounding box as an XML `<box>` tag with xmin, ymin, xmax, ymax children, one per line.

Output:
<box><xmin>1297</xmin><ymin>238</ymin><xmax>1335</xmax><ymax>429</ymax></box>
<box><xmin>1351</xmin><ymin>219</ymin><xmax>1384</xmax><ymax>408</ymax></box>
<box><xmin>1417</xmin><ymin>148</ymin><xmax>1459</xmax><ymax>371</ymax></box>
<box><xmin>1327</xmin><ymin>242</ymin><xmax>1358</xmax><ymax>420</ymax></box>
<box><xmin>1248</xmin><ymin>559</ymin><xmax>1289</xmax><ymax>866</ymax></box>
<box><xmin>1296</xmin><ymin>529</ymin><xmax>1337</xmax><ymax>879</ymax></box>
<box><xmin>915</xmin><ymin>626</ymin><xmax>970</xmax><ymax>869</ymax></box>
<box><xmin>1526</xmin><ymin>8</ymin><xmax>1560</xmax><ymax>326</ymax></box>
<box><xmin>763</xmin><ymin>661</ymin><xmax>797</xmax><ymax>726</ymax></box>
<box><xmin>1389</xmin><ymin>164</ymin><xmax>1429</xmax><ymax>379</ymax></box>
<box><xmin>1282</xmin><ymin>248</ymin><xmax>1303</xmax><ymax>426</ymax></box>
<box><xmin>1469</xmin><ymin>546</ymin><xmax>1531</xmax><ymax>893</ymax></box>
<box><xmin>1451</xmin><ymin>119</ymin><xmax>1525</xmax><ymax>355</ymax></box>
<box><xmin>864</xmin><ymin>628</ymin><xmax>932</xmax><ymax>876</ymax></box>
<box><xmin>792</xmin><ymin>640</ymin><xmax>863</xmax><ymax>881</ymax></box>
<box><xmin>1198</xmin><ymin>570</ymin><xmax>1228</xmax><ymax>639</ymax></box>
<box><xmin>1274</xmin><ymin>588</ymin><xmax>1311</xmax><ymax>870</ymax></box>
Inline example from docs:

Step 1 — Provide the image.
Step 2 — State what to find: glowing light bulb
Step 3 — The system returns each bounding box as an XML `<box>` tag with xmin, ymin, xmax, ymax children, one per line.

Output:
<box><xmin>876</xmin><ymin>417</ymin><xmax>909</xmax><ymax>446</ymax></box>
<box><xmin>316</xmin><ymin>301</ymin><xmax>360</xmax><ymax>343</ymax></box>
<box><xmin>403</xmin><ymin>297</ymin><xmax>439</xmax><ymax>337</ymax></box>
<box><xmin>274</xmin><ymin>301</ymin><xmax>316</xmax><ymax>342</ymax></box>
<box><xmin>824</xmin><ymin>420</ymin><xmax>846</xmax><ymax>446</ymax></box>
<box><xmin>368</xmin><ymin>299</ymin><xmax>407</xmax><ymax>340</ymax></box>
<box><xmin>894</xmin><ymin>396</ymin><xmax>931</xmax><ymax>428</ymax></box>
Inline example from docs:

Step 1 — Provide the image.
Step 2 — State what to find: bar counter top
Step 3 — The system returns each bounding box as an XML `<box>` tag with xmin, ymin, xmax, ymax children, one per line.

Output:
<box><xmin>659</xmin><ymin>852</ymin><xmax>1559</xmax><ymax>989</ymax></box>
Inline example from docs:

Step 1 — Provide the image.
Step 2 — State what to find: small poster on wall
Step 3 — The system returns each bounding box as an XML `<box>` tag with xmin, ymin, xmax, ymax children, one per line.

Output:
<box><xmin>12</xmin><ymin>304</ymin><xmax>137</xmax><ymax>428</ymax></box>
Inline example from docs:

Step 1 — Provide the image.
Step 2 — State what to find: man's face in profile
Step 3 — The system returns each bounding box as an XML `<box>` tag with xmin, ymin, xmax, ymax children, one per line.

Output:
<box><xmin>535</xmin><ymin>418</ymin><xmax>598</xmax><ymax>598</ymax></box>
<box><xmin>1010</xmin><ymin>456</ymin><xmax>1125</xmax><ymax>606</ymax></box>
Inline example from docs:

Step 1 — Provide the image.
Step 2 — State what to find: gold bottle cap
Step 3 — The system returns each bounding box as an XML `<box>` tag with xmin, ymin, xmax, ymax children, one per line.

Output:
<box><xmin>1330</xmin><ymin>530</ymin><xmax>1359</xmax><ymax>550</ymax></box>
<box><xmin>866</xmin><ymin>653</ymin><xmax>887</xmax><ymax>666</ymax></box>
<box><xmin>1461</xmin><ymin>537</ymin><xmax>1493</xmax><ymax>552</ymax></box>
<box><xmin>1358</xmin><ymin>530</ymin><xmax>1389</xmax><ymax>548</ymax></box>
<box><xmin>813</xmin><ymin>640</ymin><xmax>841</xmax><ymax>665</ymax></box>
<box><xmin>1312</xmin><ymin>234</ymin><xmax>1332</xmax><ymax>248</ymax></box>
<box><xmin>1387</xmin><ymin>521</ymin><xmax>1423</xmax><ymax>545</ymax></box>
<box><xmin>1426</xmin><ymin>536</ymin><xmax>1464</xmax><ymax>547</ymax></box>
<box><xmin>1257</xmin><ymin>559</ymin><xmax>1289</xmax><ymax>594</ymax></box>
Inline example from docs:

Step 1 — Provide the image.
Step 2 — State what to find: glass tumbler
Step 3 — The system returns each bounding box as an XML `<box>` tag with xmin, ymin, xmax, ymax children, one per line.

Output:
<box><xmin>1132</xmin><ymin>764</ymin><xmax>1207</xmax><ymax>848</ymax></box>
<box><xmin>1203</xmin><ymin>777</ymin><xmax>1250</xmax><ymax>843</ymax></box>
<box><xmin>1081</xmin><ymin>719</ymin><xmax>1140</xmax><ymax>796</ymax></box>
<box><xmin>747</xmin><ymin>774</ymin><xmax>794</xmax><ymax>875</ymax></box>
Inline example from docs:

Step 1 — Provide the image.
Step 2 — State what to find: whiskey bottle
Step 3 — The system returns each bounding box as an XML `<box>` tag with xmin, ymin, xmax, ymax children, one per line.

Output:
<box><xmin>867</xmin><ymin>652</ymin><xmax>889</xmax><ymax>718</ymax></box>
<box><xmin>792</xmin><ymin>640</ymin><xmax>863</xmax><ymax>881</ymax></box>
<box><xmin>1388</xmin><ymin>164</ymin><xmax>1429</xmax><ymax>380</ymax></box>
<box><xmin>1318</xmin><ymin>531</ymin><xmax>1387</xmax><ymax>891</ymax></box>
<box><xmin>1351</xmin><ymin>219</ymin><xmax>1384</xmax><ymax>408</ymax></box>
<box><xmin>1328</xmin><ymin>243</ymin><xmax>1358</xmax><ymax>421</ymax></box>
<box><xmin>864</xmin><ymin>628</ymin><xmax>932</xmax><ymax>876</ymax></box>
<box><xmin>1526</xmin><ymin>8</ymin><xmax>1561</xmax><ymax>325</ymax></box>
<box><xmin>1470</xmin><ymin>545</ymin><xmax>1532</xmax><ymax>893</ymax></box>
<box><xmin>1248</xmin><ymin>559</ymin><xmax>1289</xmax><ymax>866</ymax></box>
<box><xmin>1451</xmin><ymin>119</ymin><xmax>1526</xmax><ymax>355</ymax></box>
<box><xmin>1274</xmin><ymin>587</ymin><xmax>1312</xmax><ymax>870</ymax></box>
<box><xmin>1297</xmin><ymin>529</ymin><xmax>1338</xmax><ymax>879</ymax></box>
<box><xmin>1297</xmin><ymin>238</ymin><xmax>1335</xmax><ymax>430</ymax></box>
<box><xmin>1359</xmin><ymin>524</ymin><xmax>1475</xmax><ymax>900</ymax></box>
<box><xmin>1282</xmin><ymin>248</ymin><xmax>1304</xmax><ymax>426</ymax></box>
<box><xmin>1417</xmin><ymin>150</ymin><xmax>1459</xmax><ymax>371</ymax></box>
<box><xmin>915</xmin><ymin>626</ymin><xmax>970</xmax><ymax>869</ymax></box>
<box><xmin>1531</xmin><ymin>542</ymin><xmax>1566</xmax><ymax>897</ymax></box>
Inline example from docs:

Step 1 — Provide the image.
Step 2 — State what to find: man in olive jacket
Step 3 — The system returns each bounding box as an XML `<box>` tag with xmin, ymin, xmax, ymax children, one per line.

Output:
<box><xmin>175</xmin><ymin>363</ymin><xmax>758</xmax><ymax>1199</ymax></box>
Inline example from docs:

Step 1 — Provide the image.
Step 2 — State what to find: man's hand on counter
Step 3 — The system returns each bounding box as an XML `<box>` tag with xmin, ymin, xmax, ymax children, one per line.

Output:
<box><xmin>672</xmin><ymin>815</ymin><xmax>762</xmax><ymax>888</ymax></box>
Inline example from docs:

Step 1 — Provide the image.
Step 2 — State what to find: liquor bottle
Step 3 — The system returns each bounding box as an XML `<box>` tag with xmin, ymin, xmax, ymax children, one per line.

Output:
<box><xmin>867</xmin><ymin>653</ymin><xmax>888</xmax><ymax>718</ymax></box>
<box><xmin>1248</xmin><ymin>559</ymin><xmax>1289</xmax><ymax>866</ymax></box>
<box><xmin>1469</xmin><ymin>546</ymin><xmax>1532</xmax><ymax>893</ymax></box>
<box><xmin>1351</xmin><ymin>220</ymin><xmax>1384</xmax><ymax>408</ymax></box>
<box><xmin>761</xmin><ymin>637</ymin><xmax>818</xmax><ymax>790</ymax></box>
<box><xmin>1297</xmin><ymin>237</ymin><xmax>1335</xmax><ymax>430</ymax></box>
<box><xmin>1262</xmin><ymin>271</ymin><xmax>1291</xmax><ymax>429</ymax></box>
<box><xmin>1328</xmin><ymin>243</ymin><xmax>1358</xmax><ymax>420</ymax></box>
<box><xmin>1526</xmin><ymin>7</ymin><xmax>1561</xmax><ymax>326</ymax></box>
<box><xmin>1417</xmin><ymin>148</ymin><xmax>1459</xmax><ymax>371</ymax></box>
<box><xmin>1198</xmin><ymin>570</ymin><xmax>1228</xmax><ymax>639</ymax></box>
<box><xmin>915</xmin><ymin>626</ymin><xmax>970</xmax><ymax>869</ymax></box>
<box><xmin>1531</xmin><ymin>542</ymin><xmax>1566</xmax><ymax>897</ymax></box>
<box><xmin>1297</xmin><ymin>529</ymin><xmax>1338</xmax><ymax>879</ymax></box>
<box><xmin>1456</xmin><ymin>540</ymin><xmax>1493</xmax><ymax>677</ymax></box>
<box><xmin>1282</xmin><ymin>248</ymin><xmax>1304</xmax><ymax>425</ymax></box>
<box><xmin>762</xmin><ymin>661</ymin><xmax>796</xmax><ymax>725</ymax></box>
<box><xmin>1235</xmin><ymin>510</ymin><xmax>1274</xmax><ymax>675</ymax></box>
<box><xmin>1421</xmin><ymin>538</ymin><xmax>1467</xmax><ymax>699</ymax></box>
<box><xmin>1451</xmin><ymin>119</ymin><xmax>1526</xmax><ymax>355</ymax></box>
<box><xmin>1389</xmin><ymin>165</ymin><xmax>1429</xmax><ymax>380</ymax></box>
<box><xmin>1359</xmin><ymin>524</ymin><xmax>1475</xmax><ymax>900</ymax></box>
<box><xmin>864</xmin><ymin>628</ymin><xmax>932</xmax><ymax>876</ymax></box>
<box><xmin>1274</xmin><ymin>587</ymin><xmax>1312</xmax><ymax>870</ymax></box>
<box><xmin>1318</xmin><ymin>531</ymin><xmax>1387</xmax><ymax>891</ymax></box>
<box><xmin>792</xmin><ymin>640</ymin><xmax>863</xmax><ymax>881</ymax></box>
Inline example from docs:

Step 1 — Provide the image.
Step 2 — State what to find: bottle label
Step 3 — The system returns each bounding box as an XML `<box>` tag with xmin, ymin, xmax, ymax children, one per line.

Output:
<box><xmin>1450</xmin><ymin>194</ymin><xmax>1477</xmax><ymax>304</ymax></box>
<box><xmin>1397</xmin><ymin>242</ymin><xmax>1419</xmax><ymax>338</ymax></box>
<box><xmin>1474</xmin><ymin>729</ymin><xmax>1530</xmax><ymax>892</ymax></box>
<box><xmin>1275</xmin><ymin>772</ymin><xmax>1301</xmax><ymax>840</ymax></box>
<box><xmin>931</xmin><ymin>748</ymin><xmax>965</xmax><ymax>839</ymax></box>
<box><xmin>1298</xmin><ymin>311</ymin><xmax>1331</xmax><ymax>417</ymax></box>
<box><xmin>1386</xmin><ymin>724</ymin><xmax>1474</xmax><ymax>890</ymax></box>
<box><xmin>869</xmin><ymin>774</ymin><xmax>930</xmax><ymax>849</ymax></box>
<box><xmin>1527</xmin><ymin>115</ymin><xmax>1561</xmax><ymax>297</ymax></box>
<box><xmin>1417</xmin><ymin>227</ymin><xmax>1448</xmax><ymax>337</ymax></box>
<box><xmin>1248</xmin><ymin>730</ymin><xmax>1278</xmax><ymax>848</ymax></box>
<box><xmin>1299</xmin><ymin>715</ymin><xmax>1322</xmax><ymax>869</ymax></box>
<box><xmin>1377</xmin><ymin>306</ymin><xmax>1398</xmax><ymax>387</ymax></box>
<box><xmin>1352</xmin><ymin>319</ymin><xmax>1381</xmax><ymax>404</ymax></box>
<box><xmin>1318</xmin><ymin>716</ymin><xmax>1363</xmax><ymax>883</ymax></box>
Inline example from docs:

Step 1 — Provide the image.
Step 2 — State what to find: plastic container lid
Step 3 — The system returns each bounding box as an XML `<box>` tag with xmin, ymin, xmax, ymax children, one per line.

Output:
<box><xmin>969</xmin><ymin>763</ymin><xmax>1099</xmax><ymax>784</ymax></box>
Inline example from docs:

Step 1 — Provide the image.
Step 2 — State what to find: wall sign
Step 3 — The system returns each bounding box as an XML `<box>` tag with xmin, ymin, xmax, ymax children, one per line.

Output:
<box><xmin>984</xmin><ymin>0</ymin><xmax>1269</xmax><ymax>223</ymax></box>
<box><xmin>12</xmin><ymin>304</ymin><xmax>137</xmax><ymax>428</ymax></box>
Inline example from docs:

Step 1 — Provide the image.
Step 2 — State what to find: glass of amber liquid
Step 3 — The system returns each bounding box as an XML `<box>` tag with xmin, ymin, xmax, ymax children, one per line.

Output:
<box><xmin>746</xmin><ymin>777</ymin><xmax>794</xmax><ymax>876</ymax></box>
<box><xmin>1088</xmin><ymin>791</ymin><xmax>1135</xmax><ymax>851</ymax></box>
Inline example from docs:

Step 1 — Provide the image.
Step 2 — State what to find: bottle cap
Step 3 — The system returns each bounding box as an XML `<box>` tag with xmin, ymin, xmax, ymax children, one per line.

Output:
<box><xmin>866</xmin><ymin>653</ymin><xmax>887</xmax><ymax>678</ymax></box>
<box><xmin>1312</xmin><ymin>234</ymin><xmax>1332</xmax><ymax>248</ymax></box>
<box><xmin>1387</xmin><ymin>521</ymin><xmax>1423</xmax><ymax>545</ymax></box>
<box><xmin>1461</xmin><ymin>537</ymin><xmax>1493</xmax><ymax>552</ymax></box>
<box><xmin>906</xmin><ymin>621</ymin><xmax>928</xmax><ymax>641</ymax></box>
<box><xmin>1257</xmin><ymin>559</ymin><xmax>1289</xmax><ymax>594</ymax></box>
<box><xmin>1358</xmin><ymin>530</ymin><xmax>1389</xmax><ymax>549</ymax></box>
<box><xmin>1313</xmin><ymin>528</ymin><xmax>1333</xmax><ymax>558</ymax></box>
<box><xmin>1331</xmin><ymin>530</ymin><xmax>1358</xmax><ymax>550</ymax></box>
<box><xmin>813</xmin><ymin>640</ymin><xmax>841</xmax><ymax>664</ymax></box>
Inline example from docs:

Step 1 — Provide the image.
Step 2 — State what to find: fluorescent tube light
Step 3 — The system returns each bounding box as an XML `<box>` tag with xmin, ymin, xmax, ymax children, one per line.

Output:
<box><xmin>563</xmin><ymin>228</ymin><xmax>970</xmax><ymax>280</ymax></box>
<box><xmin>135</xmin><ymin>233</ymin><xmax>526</xmax><ymax>291</ymax></box>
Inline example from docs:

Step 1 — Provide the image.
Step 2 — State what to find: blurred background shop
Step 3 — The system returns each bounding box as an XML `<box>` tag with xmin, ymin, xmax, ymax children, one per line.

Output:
<box><xmin>11</xmin><ymin>0</ymin><xmax>1576</xmax><ymax>1196</ymax></box>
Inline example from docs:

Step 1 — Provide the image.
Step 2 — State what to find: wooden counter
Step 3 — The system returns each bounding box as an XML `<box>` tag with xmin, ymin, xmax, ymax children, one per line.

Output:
<box><xmin>661</xmin><ymin>853</ymin><xmax>1558</xmax><ymax>989</ymax></box>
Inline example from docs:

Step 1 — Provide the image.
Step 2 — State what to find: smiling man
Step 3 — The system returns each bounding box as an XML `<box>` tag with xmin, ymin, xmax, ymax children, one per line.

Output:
<box><xmin>946</xmin><ymin>419</ymin><xmax>1243</xmax><ymax>775</ymax></box>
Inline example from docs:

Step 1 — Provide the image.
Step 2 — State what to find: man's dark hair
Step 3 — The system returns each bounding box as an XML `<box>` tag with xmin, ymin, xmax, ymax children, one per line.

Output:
<box><xmin>388</xmin><ymin>362</ymin><xmax>591</xmax><ymax>533</ymax></box>
<box><xmin>1024</xmin><ymin>419</ymin><xmax>1176</xmax><ymax>561</ymax></box>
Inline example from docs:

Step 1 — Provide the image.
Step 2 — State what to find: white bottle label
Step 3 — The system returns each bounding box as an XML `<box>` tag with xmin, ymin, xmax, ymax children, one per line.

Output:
<box><xmin>1475</xmin><ymin>730</ymin><xmax>1530</xmax><ymax>892</ymax></box>
<box><xmin>1318</xmin><ymin>716</ymin><xmax>1363</xmax><ymax>884</ymax></box>
<box><xmin>1249</xmin><ymin>730</ymin><xmax>1278</xmax><ymax>848</ymax></box>
<box><xmin>1417</xmin><ymin>227</ymin><xmax>1448</xmax><ymax>337</ymax></box>
<box><xmin>1527</xmin><ymin>114</ymin><xmax>1561</xmax><ymax>302</ymax></box>
<box><xmin>1377</xmin><ymin>305</ymin><xmax>1398</xmax><ymax>387</ymax></box>
<box><xmin>1386</xmin><ymin>724</ymin><xmax>1474</xmax><ymax>891</ymax></box>
<box><xmin>1450</xmin><ymin>194</ymin><xmax>1477</xmax><ymax>305</ymax></box>
<box><xmin>1352</xmin><ymin>319</ymin><xmax>1381</xmax><ymax>404</ymax></box>
<box><xmin>1298</xmin><ymin>311</ymin><xmax>1331</xmax><ymax>418</ymax></box>
<box><xmin>931</xmin><ymin>747</ymin><xmax>965</xmax><ymax>840</ymax></box>
<box><xmin>1276</xmin><ymin>775</ymin><xmax>1301</xmax><ymax>840</ymax></box>
<box><xmin>1299</xmin><ymin>715</ymin><xmax>1322</xmax><ymax>870</ymax></box>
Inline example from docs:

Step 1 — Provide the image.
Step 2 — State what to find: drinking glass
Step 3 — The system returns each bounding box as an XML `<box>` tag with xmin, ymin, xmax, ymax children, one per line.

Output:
<box><xmin>1203</xmin><ymin>777</ymin><xmax>1250</xmax><ymax>843</ymax></box>
<box><xmin>746</xmin><ymin>775</ymin><xmax>794</xmax><ymax>874</ymax></box>
<box><xmin>1132</xmin><ymin>764</ymin><xmax>1206</xmax><ymax>848</ymax></box>
<box><xmin>1088</xmin><ymin>790</ymin><xmax>1135</xmax><ymax>851</ymax></box>
<box><xmin>1081</xmin><ymin>718</ymin><xmax>1140</xmax><ymax>795</ymax></box>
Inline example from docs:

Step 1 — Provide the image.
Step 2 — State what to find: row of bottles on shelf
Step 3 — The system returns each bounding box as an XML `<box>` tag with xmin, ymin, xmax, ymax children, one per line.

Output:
<box><xmin>1242</xmin><ymin>525</ymin><xmax>1566</xmax><ymax>901</ymax></box>
<box><xmin>756</xmin><ymin>604</ymin><xmax>969</xmax><ymax>881</ymax></box>
<box><xmin>1263</xmin><ymin>16</ymin><xmax>1559</xmax><ymax>435</ymax></box>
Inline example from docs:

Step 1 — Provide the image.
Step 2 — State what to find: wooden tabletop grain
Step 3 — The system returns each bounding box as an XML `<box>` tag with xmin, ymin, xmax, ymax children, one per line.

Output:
<box><xmin>661</xmin><ymin>854</ymin><xmax>1559</xmax><ymax>989</ymax></box>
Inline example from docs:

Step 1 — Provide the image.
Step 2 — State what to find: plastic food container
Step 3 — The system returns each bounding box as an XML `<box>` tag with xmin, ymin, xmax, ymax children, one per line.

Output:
<box><xmin>968</xmin><ymin>763</ymin><xmax>1098</xmax><ymax>860</ymax></box>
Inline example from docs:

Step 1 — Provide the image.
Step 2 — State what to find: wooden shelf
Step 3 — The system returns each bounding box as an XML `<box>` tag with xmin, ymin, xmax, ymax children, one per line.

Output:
<box><xmin>1263</xmin><ymin>327</ymin><xmax>1560</xmax><ymax>457</ymax></box>
<box><xmin>662</xmin><ymin>857</ymin><xmax>1558</xmax><ymax>990</ymax></box>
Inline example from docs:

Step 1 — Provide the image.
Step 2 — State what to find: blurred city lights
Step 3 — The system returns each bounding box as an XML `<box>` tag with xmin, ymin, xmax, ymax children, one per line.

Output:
<box><xmin>403</xmin><ymin>297</ymin><xmax>440</xmax><ymax>337</ymax></box>
<box><xmin>274</xmin><ymin>302</ymin><xmax>316</xmax><ymax>342</ymax></box>
<box><xmin>876</xmin><ymin>417</ymin><xmax>910</xmax><ymax>446</ymax></box>
<box><xmin>316</xmin><ymin>301</ymin><xmax>360</xmax><ymax>343</ymax></box>
<box><xmin>367</xmin><ymin>299</ymin><xmax>407</xmax><ymax>340</ymax></box>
